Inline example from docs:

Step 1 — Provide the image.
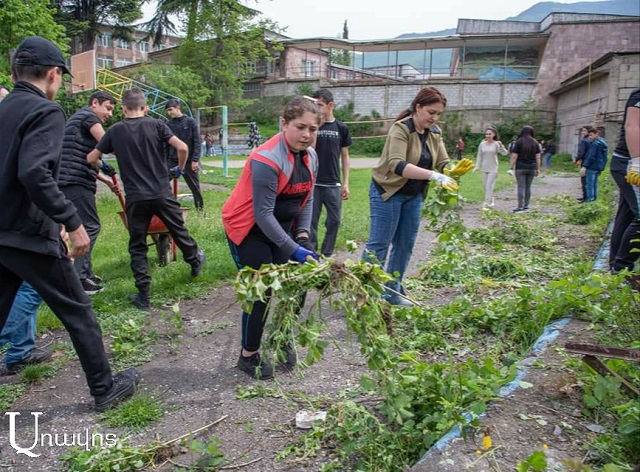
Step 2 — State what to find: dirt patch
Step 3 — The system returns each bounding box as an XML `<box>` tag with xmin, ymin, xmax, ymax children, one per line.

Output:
<box><xmin>0</xmin><ymin>174</ymin><xmax>608</xmax><ymax>471</ymax></box>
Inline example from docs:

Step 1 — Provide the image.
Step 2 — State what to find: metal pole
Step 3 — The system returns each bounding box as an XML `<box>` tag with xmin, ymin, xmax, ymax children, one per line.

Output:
<box><xmin>222</xmin><ymin>105</ymin><xmax>228</xmax><ymax>177</ymax></box>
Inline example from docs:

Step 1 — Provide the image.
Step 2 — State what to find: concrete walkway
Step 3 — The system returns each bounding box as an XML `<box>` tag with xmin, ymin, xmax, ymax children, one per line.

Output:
<box><xmin>201</xmin><ymin>157</ymin><xmax>380</xmax><ymax>169</ymax></box>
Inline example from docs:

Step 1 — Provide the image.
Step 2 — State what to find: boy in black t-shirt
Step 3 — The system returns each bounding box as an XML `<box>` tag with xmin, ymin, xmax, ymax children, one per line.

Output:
<box><xmin>309</xmin><ymin>89</ymin><xmax>352</xmax><ymax>257</ymax></box>
<box><xmin>88</xmin><ymin>88</ymin><xmax>205</xmax><ymax>310</ymax></box>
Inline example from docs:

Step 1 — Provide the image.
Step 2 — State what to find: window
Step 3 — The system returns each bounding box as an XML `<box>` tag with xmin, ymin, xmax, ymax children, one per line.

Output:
<box><xmin>138</xmin><ymin>41</ymin><xmax>149</xmax><ymax>52</ymax></box>
<box><xmin>97</xmin><ymin>56</ymin><xmax>113</xmax><ymax>68</ymax></box>
<box><xmin>331</xmin><ymin>69</ymin><xmax>339</xmax><ymax>80</ymax></box>
<box><xmin>116</xmin><ymin>58</ymin><xmax>132</xmax><ymax>67</ymax></box>
<box><xmin>116</xmin><ymin>39</ymin><xmax>131</xmax><ymax>49</ymax></box>
<box><xmin>243</xmin><ymin>82</ymin><xmax>261</xmax><ymax>93</ymax></box>
<box><xmin>302</xmin><ymin>60</ymin><xmax>315</xmax><ymax>76</ymax></box>
<box><xmin>98</xmin><ymin>34</ymin><xmax>113</xmax><ymax>48</ymax></box>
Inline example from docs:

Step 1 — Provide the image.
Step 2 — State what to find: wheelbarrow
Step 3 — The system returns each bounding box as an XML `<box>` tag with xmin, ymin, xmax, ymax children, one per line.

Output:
<box><xmin>113</xmin><ymin>175</ymin><xmax>189</xmax><ymax>266</ymax></box>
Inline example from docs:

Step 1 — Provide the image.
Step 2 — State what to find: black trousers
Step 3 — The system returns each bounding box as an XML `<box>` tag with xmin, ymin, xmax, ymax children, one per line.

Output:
<box><xmin>609</xmin><ymin>156</ymin><xmax>640</xmax><ymax>272</ymax></box>
<box><xmin>169</xmin><ymin>159</ymin><xmax>203</xmax><ymax>210</ymax></box>
<box><xmin>126</xmin><ymin>197</ymin><xmax>199</xmax><ymax>296</ymax></box>
<box><xmin>228</xmin><ymin>232</ymin><xmax>306</xmax><ymax>352</ymax></box>
<box><xmin>0</xmin><ymin>245</ymin><xmax>112</xmax><ymax>396</ymax></box>
<box><xmin>62</xmin><ymin>185</ymin><xmax>101</xmax><ymax>280</ymax></box>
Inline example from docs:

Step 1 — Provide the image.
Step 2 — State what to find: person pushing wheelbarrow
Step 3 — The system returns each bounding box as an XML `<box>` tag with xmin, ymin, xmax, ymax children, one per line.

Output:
<box><xmin>88</xmin><ymin>88</ymin><xmax>206</xmax><ymax>311</ymax></box>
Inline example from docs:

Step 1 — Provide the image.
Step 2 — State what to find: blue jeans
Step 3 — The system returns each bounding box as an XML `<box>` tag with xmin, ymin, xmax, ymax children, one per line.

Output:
<box><xmin>585</xmin><ymin>169</ymin><xmax>601</xmax><ymax>202</ymax></box>
<box><xmin>544</xmin><ymin>153</ymin><xmax>553</xmax><ymax>168</ymax></box>
<box><xmin>0</xmin><ymin>282</ymin><xmax>42</xmax><ymax>365</ymax></box>
<box><xmin>361</xmin><ymin>182</ymin><xmax>423</xmax><ymax>300</ymax></box>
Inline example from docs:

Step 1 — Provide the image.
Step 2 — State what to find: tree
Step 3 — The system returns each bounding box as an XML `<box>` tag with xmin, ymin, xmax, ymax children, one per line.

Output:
<box><xmin>330</xmin><ymin>20</ymin><xmax>351</xmax><ymax>66</ymax></box>
<box><xmin>0</xmin><ymin>0</ymin><xmax>68</xmax><ymax>85</ymax></box>
<box><xmin>123</xmin><ymin>63</ymin><xmax>214</xmax><ymax>108</ymax></box>
<box><xmin>149</xmin><ymin>0</ymin><xmax>280</xmax><ymax>108</ymax></box>
<box><xmin>53</xmin><ymin>0</ymin><xmax>143</xmax><ymax>54</ymax></box>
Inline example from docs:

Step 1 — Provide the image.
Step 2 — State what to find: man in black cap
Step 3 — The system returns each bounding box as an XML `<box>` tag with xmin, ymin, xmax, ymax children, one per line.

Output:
<box><xmin>0</xmin><ymin>36</ymin><xmax>139</xmax><ymax>411</ymax></box>
<box><xmin>165</xmin><ymin>98</ymin><xmax>204</xmax><ymax>210</ymax></box>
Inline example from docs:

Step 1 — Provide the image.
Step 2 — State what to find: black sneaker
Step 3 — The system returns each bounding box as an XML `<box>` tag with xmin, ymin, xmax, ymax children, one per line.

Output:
<box><xmin>94</xmin><ymin>368</ymin><xmax>140</xmax><ymax>412</ymax></box>
<box><xmin>128</xmin><ymin>293</ymin><xmax>150</xmax><ymax>311</ymax></box>
<box><xmin>81</xmin><ymin>278</ymin><xmax>104</xmax><ymax>295</ymax></box>
<box><xmin>512</xmin><ymin>208</ymin><xmax>525</xmax><ymax>213</ymax></box>
<box><xmin>190</xmin><ymin>249</ymin><xmax>206</xmax><ymax>277</ymax></box>
<box><xmin>522</xmin><ymin>207</ymin><xmax>530</xmax><ymax>212</ymax></box>
<box><xmin>89</xmin><ymin>275</ymin><xmax>103</xmax><ymax>285</ymax></box>
<box><xmin>277</xmin><ymin>343</ymin><xmax>297</xmax><ymax>369</ymax></box>
<box><xmin>1</xmin><ymin>346</ymin><xmax>53</xmax><ymax>376</ymax></box>
<box><xmin>237</xmin><ymin>351</ymin><xmax>274</xmax><ymax>380</ymax></box>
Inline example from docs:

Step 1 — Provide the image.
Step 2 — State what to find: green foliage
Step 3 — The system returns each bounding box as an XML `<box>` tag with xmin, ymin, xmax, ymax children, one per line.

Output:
<box><xmin>295</xmin><ymin>83</ymin><xmax>315</xmax><ymax>97</ymax></box>
<box><xmin>189</xmin><ymin>436</ymin><xmax>226</xmax><ymax>470</ymax></box>
<box><xmin>0</xmin><ymin>384</ymin><xmax>26</xmax><ymax>411</ymax></box>
<box><xmin>123</xmin><ymin>63</ymin><xmax>214</xmax><ymax>108</ymax></box>
<box><xmin>496</xmin><ymin>100</ymin><xmax>555</xmax><ymax>144</ymax></box>
<box><xmin>516</xmin><ymin>450</ymin><xmax>548</xmax><ymax>472</ymax></box>
<box><xmin>53</xmin><ymin>0</ymin><xmax>142</xmax><ymax>54</ymax></box>
<box><xmin>107</xmin><ymin>313</ymin><xmax>157</xmax><ymax>369</ymax></box>
<box><xmin>0</xmin><ymin>0</ymin><xmax>68</xmax><ymax>84</ymax></box>
<box><xmin>99</xmin><ymin>394</ymin><xmax>164</xmax><ymax>430</ymax></box>
<box><xmin>171</xmin><ymin>1</ymin><xmax>282</xmax><ymax>109</ymax></box>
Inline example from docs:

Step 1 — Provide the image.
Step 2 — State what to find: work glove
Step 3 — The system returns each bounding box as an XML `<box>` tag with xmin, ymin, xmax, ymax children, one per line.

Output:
<box><xmin>580</xmin><ymin>167</ymin><xmax>587</xmax><ymax>177</ymax></box>
<box><xmin>507</xmin><ymin>169</ymin><xmax>515</xmax><ymax>177</ymax></box>
<box><xmin>448</xmin><ymin>158</ymin><xmax>475</xmax><ymax>177</ymax></box>
<box><xmin>101</xmin><ymin>161</ymin><xmax>117</xmax><ymax>177</ymax></box>
<box><xmin>170</xmin><ymin>165</ymin><xmax>184</xmax><ymax>179</ymax></box>
<box><xmin>291</xmin><ymin>245</ymin><xmax>318</xmax><ymax>263</ymax></box>
<box><xmin>430</xmin><ymin>171</ymin><xmax>459</xmax><ymax>192</ymax></box>
<box><xmin>295</xmin><ymin>235</ymin><xmax>314</xmax><ymax>251</ymax></box>
<box><xmin>625</xmin><ymin>157</ymin><xmax>640</xmax><ymax>186</ymax></box>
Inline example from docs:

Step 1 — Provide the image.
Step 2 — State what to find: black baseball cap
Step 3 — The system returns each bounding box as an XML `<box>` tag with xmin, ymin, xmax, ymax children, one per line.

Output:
<box><xmin>14</xmin><ymin>36</ymin><xmax>72</xmax><ymax>77</ymax></box>
<box><xmin>165</xmin><ymin>98</ymin><xmax>180</xmax><ymax>109</ymax></box>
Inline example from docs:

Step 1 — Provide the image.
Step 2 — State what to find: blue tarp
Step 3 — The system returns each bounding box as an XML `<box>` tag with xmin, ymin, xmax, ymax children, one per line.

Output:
<box><xmin>479</xmin><ymin>66</ymin><xmax>529</xmax><ymax>80</ymax></box>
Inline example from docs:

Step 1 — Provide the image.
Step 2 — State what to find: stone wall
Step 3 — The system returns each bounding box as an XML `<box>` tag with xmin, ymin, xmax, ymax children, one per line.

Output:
<box><xmin>534</xmin><ymin>19</ymin><xmax>640</xmax><ymax>108</ymax></box>
<box><xmin>555</xmin><ymin>54</ymin><xmax>640</xmax><ymax>154</ymax></box>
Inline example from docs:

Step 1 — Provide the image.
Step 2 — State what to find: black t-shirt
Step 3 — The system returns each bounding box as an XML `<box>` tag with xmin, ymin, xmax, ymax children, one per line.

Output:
<box><xmin>274</xmin><ymin>152</ymin><xmax>312</xmax><ymax>232</ymax></box>
<box><xmin>614</xmin><ymin>88</ymin><xmax>640</xmax><ymax>157</ymax></box>
<box><xmin>512</xmin><ymin>138</ymin><xmax>539</xmax><ymax>170</ymax></box>
<box><xmin>398</xmin><ymin>131</ymin><xmax>432</xmax><ymax>195</ymax></box>
<box><xmin>315</xmin><ymin>119</ymin><xmax>352</xmax><ymax>185</ymax></box>
<box><xmin>97</xmin><ymin>116</ymin><xmax>174</xmax><ymax>203</ymax></box>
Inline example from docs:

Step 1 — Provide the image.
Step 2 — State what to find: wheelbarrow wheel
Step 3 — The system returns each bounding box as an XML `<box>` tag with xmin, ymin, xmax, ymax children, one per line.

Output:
<box><xmin>157</xmin><ymin>234</ymin><xmax>172</xmax><ymax>266</ymax></box>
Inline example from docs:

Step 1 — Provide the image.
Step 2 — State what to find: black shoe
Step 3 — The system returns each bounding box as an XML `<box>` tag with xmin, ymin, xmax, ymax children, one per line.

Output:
<box><xmin>277</xmin><ymin>344</ymin><xmax>297</xmax><ymax>369</ymax></box>
<box><xmin>81</xmin><ymin>278</ymin><xmax>104</xmax><ymax>295</ymax></box>
<box><xmin>1</xmin><ymin>346</ymin><xmax>53</xmax><ymax>376</ymax></box>
<box><xmin>190</xmin><ymin>250</ymin><xmax>206</xmax><ymax>277</ymax></box>
<box><xmin>128</xmin><ymin>293</ymin><xmax>150</xmax><ymax>311</ymax></box>
<box><xmin>237</xmin><ymin>351</ymin><xmax>274</xmax><ymax>380</ymax></box>
<box><xmin>94</xmin><ymin>368</ymin><xmax>140</xmax><ymax>412</ymax></box>
<box><xmin>576</xmin><ymin>197</ymin><xmax>584</xmax><ymax>202</ymax></box>
<box><xmin>89</xmin><ymin>275</ymin><xmax>103</xmax><ymax>285</ymax></box>
<box><xmin>522</xmin><ymin>207</ymin><xmax>530</xmax><ymax>212</ymax></box>
<box><xmin>512</xmin><ymin>208</ymin><xmax>525</xmax><ymax>213</ymax></box>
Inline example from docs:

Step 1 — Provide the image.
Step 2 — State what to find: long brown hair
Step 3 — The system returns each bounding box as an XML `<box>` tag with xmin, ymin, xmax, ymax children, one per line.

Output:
<box><xmin>396</xmin><ymin>86</ymin><xmax>447</xmax><ymax>122</ymax></box>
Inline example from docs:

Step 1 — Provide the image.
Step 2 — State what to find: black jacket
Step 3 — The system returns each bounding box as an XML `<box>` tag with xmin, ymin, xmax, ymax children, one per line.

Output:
<box><xmin>165</xmin><ymin>115</ymin><xmax>201</xmax><ymax>164</ymax></box>
<box><xmin>0</xmin><ymin>81</ymin><xmax>81</xmax><ymax>257</ymax></box>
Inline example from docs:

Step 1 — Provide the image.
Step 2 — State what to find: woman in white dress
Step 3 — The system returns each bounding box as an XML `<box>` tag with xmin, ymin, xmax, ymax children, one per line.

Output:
<box><xmin>474</xmin><ymin>126</ymin><xmax>509</xmax><ymax>208</ymax></box>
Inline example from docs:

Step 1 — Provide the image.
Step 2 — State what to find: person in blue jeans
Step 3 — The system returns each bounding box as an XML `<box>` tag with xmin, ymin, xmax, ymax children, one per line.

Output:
<box><xmin>0</xmin><ymin>282</ymin><xmax>51</xmax><ymax>375</ymax></box>
<box><xmin>580</xmin><ymin>128</ymin><xmax>608</xmax><ymax>202</ymax></box>
<box><xmin>361</xmin><ymin>87</ymin><xmax>456</xmax><ymax>306</ymax></box>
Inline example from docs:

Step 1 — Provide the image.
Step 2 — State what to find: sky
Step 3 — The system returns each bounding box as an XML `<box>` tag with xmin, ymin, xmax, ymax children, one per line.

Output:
<box><xmin>142</xmin><ymin>0</ymin><xmax>604</xmax><ymax>41</ymax></box>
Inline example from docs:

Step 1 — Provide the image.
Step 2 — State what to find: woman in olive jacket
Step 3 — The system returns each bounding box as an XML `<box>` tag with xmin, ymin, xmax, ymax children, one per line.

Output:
<box><xmin>362</xmin><ymin>86</ymin><xmax>455</xmax><ymax>306</ymax></box>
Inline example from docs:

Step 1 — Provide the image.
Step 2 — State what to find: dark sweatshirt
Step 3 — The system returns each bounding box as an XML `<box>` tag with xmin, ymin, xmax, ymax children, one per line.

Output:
<box><xmin>0</xmin><ymin>81</ymin><xmax>81</xmax><ymax>257</ymax></box>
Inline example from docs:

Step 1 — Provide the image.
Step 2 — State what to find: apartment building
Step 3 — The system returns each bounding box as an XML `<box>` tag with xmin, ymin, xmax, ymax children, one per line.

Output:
<box><xmin>94</xmin><ymin>25</ymin><xmax>182</xmax><ymax>70</ymax></box>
